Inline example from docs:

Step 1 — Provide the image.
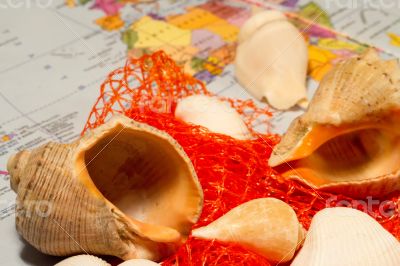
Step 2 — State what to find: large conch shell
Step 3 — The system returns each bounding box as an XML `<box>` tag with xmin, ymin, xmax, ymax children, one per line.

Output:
<box><xmin>192</xmin><ymin>198</ymin><xmax>305</xmax><ymax>263</ymax></box>
<box><xmin>291</xmin><ymin>207</ymin><xmax>400</xmax><ymax>266</ymax></box>
<box><xmin>7</xmin><ymin>115</ymin><xmax>203</xmax><ymax>261</ymax></box>
<box><xmin>269</xmin><ymin>50</ymin><xmax>400</xmax><ymax>197</ymax></box>
<box><xmin>175</xmin><ymin>95</ymin><xmax>251</xmax><ymax>140</ymax></box>
<box><xmin>235</xmin><ymin>10</ymin><xmax>308</xmax><ymax>110</ymax></box>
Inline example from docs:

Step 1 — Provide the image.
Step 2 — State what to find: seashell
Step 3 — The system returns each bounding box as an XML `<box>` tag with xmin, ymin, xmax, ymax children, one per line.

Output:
<box><xmin>192</xmin><ymin>198</ymin><xmax>305</xmax><ymax>263</ymax></box>
<box><xmin>291</xmin><ymin>207</ymin><xmax>400</xmax><ymax>266</ymax></box>
<box><xmin>234</xmin><ymin>10</ymin><xmax>309</xmax><ymax>110</ymax></box>
<box><xmin>118</xmin><ymin>259</ymin><xmax>159</xmax><ymax>265</ymax></box>
<box><xmin>7</xmin><ymin>115</ymin><xmax>203</xmax><ymax>261</ymax></box>
<box><xmin>175</xmin><ymin>95</ymin><xmax>251</xmax><ymax>140</ymax></box>
<box><xmin>269</xmin><ymin>50</ymin><xmax>400</xmax><ymax>197</ymax></box>
<box><xmin>55</xmin><ymin>255</ymin><xmax>110</xmax><ymax>266</ymax></box>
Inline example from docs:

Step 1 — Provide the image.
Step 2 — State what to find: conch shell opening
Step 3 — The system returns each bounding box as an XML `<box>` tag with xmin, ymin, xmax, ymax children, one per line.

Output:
<box><xmin>8</xmin><ymin>115</ymin><xmax>203</xmax><ymax>261</ymax></box>
<box><xmin>77</xmin><ymin>122</ymin><xmax>201</xmax><ymax>240</ymax></box>
<box><xmin>270</xmin><ymin>50</ymin><xmax>400</xmax><ymax>197</ymax></box>
<box><xmin>273</xmin><ymin>126</ymin><xmax>400</xmax><ymax>186</ymax></box>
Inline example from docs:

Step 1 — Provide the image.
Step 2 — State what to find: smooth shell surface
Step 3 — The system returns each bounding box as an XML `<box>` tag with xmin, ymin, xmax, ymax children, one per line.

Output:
<box><xmin>192</xmin><ymin>198</ymin><xmax>305</xmax><ymax>263</ymax></box>
<box><xmin>291</xmin><ymin>207</ymin><xmax>400</xmax><ymax>266</ymax></box>
<box><xmin>235</xmin><ymin>10</ymin><xmax>308</xmax><ymax>110</ymax></box>
<box><xmin>118</xmin><ymin>259</ymin><xmax>159</xmax><ymax>265</ymax></box>
<box><xmin>269</xmin><ymin>50</ymin><xmax>400</xmax><ymax>197</ymax></box>
<box><xmin>55</xmin><ymin>255</ymin><xmax>110</xmax><ymax>266</ymax></box>
<box><xmin>8</xmin><ymin>115</ymin><xmax>203</xmax><ymax>261</ymax></box>
<box><xmin>175</xmin><ymin>95</ymin><xmax>251</xmax><ymax>140</ymax></box>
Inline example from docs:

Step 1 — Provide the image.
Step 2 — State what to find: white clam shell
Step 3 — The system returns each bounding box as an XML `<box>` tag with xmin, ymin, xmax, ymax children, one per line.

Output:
<box><xmin>118</xmin><ymin>259</ymin><xmax>159</xmax><ymax>265</ymax></box>
<box><xmin>235</xmin><ymin>10</ymin><xmax>308</xmax><ymax>110</ymax></box>
<box><xmin>55</xmin><ymin>255</ymin><xmax>110</xmax><ymax>266</ymax></box>
<box><xmin>291</xmin><ymin>207</ymin><xmax>400</xmax><ymax>266</ymax></box>
<box><xmin>175</xmin><ymin>95</ymin><xmax>251</xmax><ymax>140</ymax></box>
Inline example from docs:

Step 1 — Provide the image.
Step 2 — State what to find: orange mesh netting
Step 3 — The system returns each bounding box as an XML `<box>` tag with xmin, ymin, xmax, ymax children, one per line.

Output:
<box><xmin>83</xmin><ymin>51</ymin><xmax>400</xmax><ymax>265</ymax></box>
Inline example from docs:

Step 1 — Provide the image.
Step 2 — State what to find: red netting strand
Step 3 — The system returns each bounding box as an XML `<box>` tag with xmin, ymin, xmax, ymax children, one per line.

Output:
<box><xmin>83</xmin><ymin>51</ymin><xmax>400</xmax><ymax>265</ymax></box>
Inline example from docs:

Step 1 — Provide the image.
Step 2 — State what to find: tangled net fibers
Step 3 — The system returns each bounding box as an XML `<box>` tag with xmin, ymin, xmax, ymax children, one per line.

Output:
<box><xmin>83</xmin><ymin>51</ymin><xmax>400</xmax><ymax>265</ymax></box>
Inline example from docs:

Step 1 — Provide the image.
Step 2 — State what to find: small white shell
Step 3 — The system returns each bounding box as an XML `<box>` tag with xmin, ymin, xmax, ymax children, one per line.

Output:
<box><xmin>238</xmin><ymin>10</ymin><xmax>286</xmax><ymax>43</ymax></box>
<box><xmin>175</xmin><ymin>95</ymin><xmax>251</xmax><ymax>140</ymax></box>
<box><xmin>118</xmin><ymin>259</ymin><xmax>159</xmax><ymax>265</ymax></box>
<box><xmin>291</xmin><ymin>207</ymin><xmax>400</xmax><ymax>266</ymax></box>
<box><xmin>235</xmin><ymin>10</ymin><xmax>308</xmax><ymax>110</ymax></box>
<box><xmin>54</xmin><ymin>255</ymin><xmax>110</xmax><ymax>266</ymax></box>
<box><xmin>192</xmin><ymin>198</ymin><xmax>305</xmax><ymax>263</ymax></box>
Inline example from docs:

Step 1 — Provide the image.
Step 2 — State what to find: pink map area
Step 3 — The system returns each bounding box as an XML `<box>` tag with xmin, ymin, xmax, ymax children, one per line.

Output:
<box><xmin>192</xmin><ymin>29</ymin><xmax>226</xmax><ymax>58</ymax></box>
<box><xmin>199</xmin><ymin>1</ymin><xmax>251</xmax><ymax>26</ymax></box>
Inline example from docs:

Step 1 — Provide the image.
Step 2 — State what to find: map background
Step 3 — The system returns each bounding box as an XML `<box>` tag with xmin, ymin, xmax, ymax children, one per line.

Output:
<box><xmin>0</xmin><ymin>0</ymin><xmax>399</xmax><ymax>265</ymax></box>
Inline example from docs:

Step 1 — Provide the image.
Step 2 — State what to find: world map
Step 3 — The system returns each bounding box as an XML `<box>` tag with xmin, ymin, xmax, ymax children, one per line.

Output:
<box><xmin>66</xmin><ymin>0</ymin><xmax>385</xmax><ymax>86</ymax></box>
<box><xmin>0</xmin><ymin>1</ymin><xmax>398</xmax><ymax>265</ymax></box>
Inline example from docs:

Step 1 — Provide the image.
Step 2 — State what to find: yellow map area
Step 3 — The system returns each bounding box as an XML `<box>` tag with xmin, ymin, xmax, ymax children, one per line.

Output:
<box><xmin>317</xmin><ymin>38</ymin><xmax>365</xmax><ymax>52</ymax></box>
<box><xmin>95</xmin><ymin>14</ymin><xmax>125</xmax><ymax>31</ymax></box>
<box><xmin>308</xmin><ymin>45</ymin><xmax>337</xmax><ymax>81</ymax></box>
<box><xmin>167</xmin><ymin>8</ymin><xmax>239</xmax><ymax>42</ymax></box>
<box><xmin>130</xmin><ymin>16</ymin><xmax>191</xmax><ymax>48</ymax></box>
<box><xmin>1</xmin><ymin>135</ymin><xmax>12</xmax><ymax>142</ymax></box>
<box><xmin>66</xmin><ymin>0</ymin><xmax>75</xmax><ymax>7</ymax></box>
<box><xmin>388</xmin><ymin>33</ymin><xmax>400</xmax><ymax>47</ymax></box>
<box><xmin>307</xmin><ymin>38</ymin><xmax>368</xmax><ymax>81</ymax></box>
<box><xmin>204</xmin><ymin>44</ymin><xmax>236</xmax><ymax>75</ymax></box>
<box><xmin>152</xmin><ymin>45</ymin><xmax>199</xmax><ymax>74</ymax></box>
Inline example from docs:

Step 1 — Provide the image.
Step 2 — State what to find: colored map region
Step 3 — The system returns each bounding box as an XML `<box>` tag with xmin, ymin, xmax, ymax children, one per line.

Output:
<box><xmin>118</xmin><ymin>0</ymin><xmax>368</xmax><ymax>84</ymax></box>
<box><xmin>307</xmin><ymin>46</ymin><xmax>337</xmax><ymax>81</ymax></box>
<box><xmin>307</xmin><ymin>39</ymin><xmax>366</xmax><ymax>81</ymax></box>
<box><xmin>298</xmin><ymin>2</ymin><xmax>332</xmax><ymax>27</ymax></box>
<box><xmin>119</xmin><ymin>2</ymin><xmax>249</xmax><ymax>81</ymax></box>
<box><xmin>0</xmin><ymin>170</ymin><xmax>9</xmax><ymax>182</ymax></box>
<box><xmin>92</xmin><ymin>0</ymin><xmax>123</xmax><ymax>15</ymax></box>
<box><xmin>127</xmin><ymin>16</ymin><xmax>192</xmax><ymax>47</ymax></box>
<box><xmin>279</xmin><ymin>0</ymin><xmax>300</xmax><ymax>8</ymax></box>
<box><xmin>95</xmin><ymin>14</ymin><xmax>125</xmax><ymax>31</ymax></box>
<box><xmin>68</xmin><ymin>0</ymin><xmax>385</xmax><ymax>85</ymax></box>
<box><xmin>294</xmin><ymin>1</ymin><xmax>400</xmax><ymax>56</ymax></box>
<box><xmin>388</xmin><ymin>33</ymin><xmax>400</xmax><ymax>47</ymax></box>
<box><xmin>167</xmin><ymin>8</ymin><xmax>239</xmax><ymax>42</ymax></box>
<box><xmin>0</xmin><ymin>133</ymin><xmax>16</xmax><ymax>143</ymax></box>
<box><xmin>306</xmin><ymin>39</ymin><xmax>364</xmax><ymax>81</ymax></box>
